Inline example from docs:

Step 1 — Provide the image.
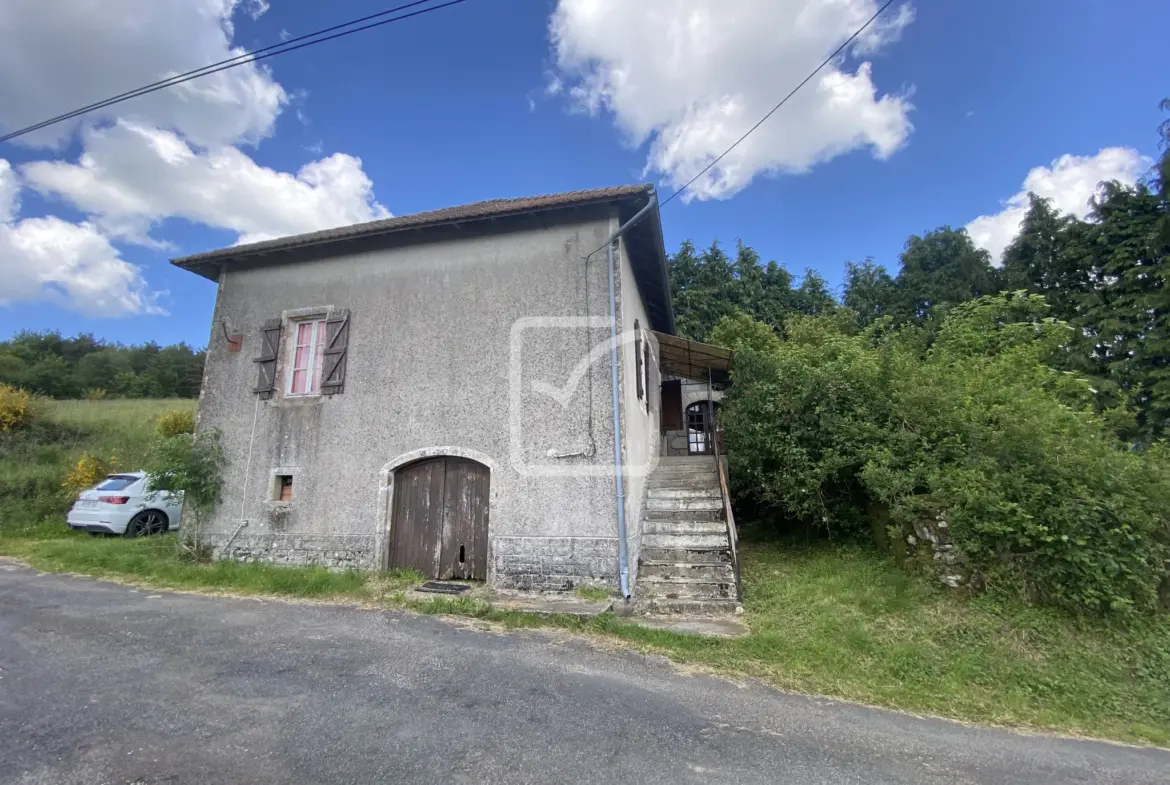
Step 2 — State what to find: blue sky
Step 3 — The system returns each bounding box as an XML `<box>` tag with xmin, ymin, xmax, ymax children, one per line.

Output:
<box><xmin>0</xmin><ymin>0</ymin><xmax>1166</xmax><ymax>348</ymax></box>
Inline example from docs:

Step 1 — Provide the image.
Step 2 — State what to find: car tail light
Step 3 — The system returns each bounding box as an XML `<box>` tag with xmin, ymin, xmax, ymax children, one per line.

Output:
<box><xmin>99</xmin><ymin>495</ymin><xmax>130</xmax><ymax>504</ymax></box>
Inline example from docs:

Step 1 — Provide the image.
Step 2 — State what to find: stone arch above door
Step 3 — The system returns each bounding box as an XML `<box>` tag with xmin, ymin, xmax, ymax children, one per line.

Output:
<box><xmin>374</xmin><ymin>447</ymin><xmax>500</xmax><ymax>574</ymax></box>
<box><xmin>682</xmin><ymin>388</ymin><xmax>723</xmax><ymax>408</ymax></box>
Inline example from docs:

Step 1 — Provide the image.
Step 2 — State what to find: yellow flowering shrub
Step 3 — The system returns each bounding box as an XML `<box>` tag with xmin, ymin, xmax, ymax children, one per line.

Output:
<box><xmin>0</xmin><ymin>384</ymin><xmax>33</xmax><ymax>432</ymax></box>
<box><xmin>155</xmin><ymin>408</ymin><xmax>196</xmax><ymax>438</ymax></box>
<box><xmin>62</xmin><ymin>452</ymin><xmax>119</xmax><ymax>497</ymax></box>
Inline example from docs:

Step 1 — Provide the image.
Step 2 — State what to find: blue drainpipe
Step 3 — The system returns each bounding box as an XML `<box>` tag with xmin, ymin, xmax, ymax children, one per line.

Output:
<box><xmin>601</xmin><ymin>194</ymin><xmax>659</xmax><ymax>601</ymax></box>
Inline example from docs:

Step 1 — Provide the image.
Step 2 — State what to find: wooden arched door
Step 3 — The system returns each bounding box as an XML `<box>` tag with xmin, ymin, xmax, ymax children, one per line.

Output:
<box><xmin>389</xmin><ymin>457</ymin><xmax>490</xmax><ymax>580</ymax></box>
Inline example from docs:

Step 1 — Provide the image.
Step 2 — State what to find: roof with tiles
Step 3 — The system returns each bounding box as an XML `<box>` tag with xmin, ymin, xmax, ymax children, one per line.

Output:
<box><xmin>171</xmin><ymin>183</ymin><xmax>675</xmax><ymax>333</ymax></box>
<box><xmin>171</xmin><ymin>184</ymin><xmax>654</xmax><ymax>267</ymax></box>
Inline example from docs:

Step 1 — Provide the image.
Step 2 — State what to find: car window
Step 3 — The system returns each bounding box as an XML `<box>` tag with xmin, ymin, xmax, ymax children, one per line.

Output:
<box><xmin>95</xmin><ymin>475</ymin><xmax>141</xmax><ymax>491</ymax></box>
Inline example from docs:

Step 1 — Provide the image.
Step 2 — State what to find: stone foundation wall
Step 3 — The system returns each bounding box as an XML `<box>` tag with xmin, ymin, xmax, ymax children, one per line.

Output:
<box><xmin>491</xmin><ymin>536</ymin><xmax>619</xmax><ymax>591</ymax></box>
<box><xmin>209</xmin><ymin>533</ymin><xmax>377</xmax><ymax>570</ymax></box>
<box><xmin>901</xmin><ymin>514</ymin><xmax>975</xmax><ymax>589</ymax></box>
<box><xmin>206</xmin><ymin>532</ymin><xmax>620</xmax><ymax>589</ymax></box>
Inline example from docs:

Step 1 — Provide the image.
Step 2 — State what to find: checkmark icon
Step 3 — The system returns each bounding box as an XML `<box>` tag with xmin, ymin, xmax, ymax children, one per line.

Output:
<box><xmin>530</xmin><ymin>337</ymin><xmax>615</xmax><ymax>408</ymax></box>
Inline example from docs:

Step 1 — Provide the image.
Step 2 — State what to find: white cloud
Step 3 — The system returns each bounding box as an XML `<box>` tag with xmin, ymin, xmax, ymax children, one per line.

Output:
<box><xmin>548</xmin><ymin>0</ymin><xmax>915</xmax><ymax>201</ymax></box>
<box><xmin>0</xmin><ymin>160</ymin><xmax>18</xmax><ymax>223</ymax></box>
<box><xmin>0</xmin><ymin>0</ymin><xmax>285</xmax><ymax>148</ymax></box>
<box><xmin>0</xmin><ymin>0</ymin><xmax>393</xmax><ymax>317</ymax></box>
<box><xmin>965</xmin><ymin>147</ymin><xmax>1149</xmax><ymax>265</ymax></box>
<box><xmin>243</xmin><ymin>0</ymin><xmax>270</xmax><ymax>20</ymax></box>
<box><xmin>0</xmin><ymin>160</ymin><xmax>165</xmax><ymax>316</ymax></box>
<box><xmin>23</xmin><ymin>122</ymin><xmax>389</xmax><ymax>247</ymax></box>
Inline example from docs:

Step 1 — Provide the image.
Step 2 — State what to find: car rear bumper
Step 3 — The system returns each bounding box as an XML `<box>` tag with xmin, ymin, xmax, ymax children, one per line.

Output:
<box><xmin>69</xmin><ymin>523</ymin><xmax>120</xmax><ymax>534</ymax></box>
<box><xmin>67</xmin><ymin>509</ymin><xmax>132</xmax><ymax>534</ymax></box>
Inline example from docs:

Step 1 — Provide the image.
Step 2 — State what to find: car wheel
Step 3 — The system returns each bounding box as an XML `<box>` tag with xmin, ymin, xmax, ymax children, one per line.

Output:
<box><xmin>125</xmin><ymin>511</ymin><xmax>168</xmax><ymax>538</ymax></box>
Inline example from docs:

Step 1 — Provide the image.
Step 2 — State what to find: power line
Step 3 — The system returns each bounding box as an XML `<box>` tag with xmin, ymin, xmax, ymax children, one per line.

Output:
<box><xmin>0</xmin><ymin>0</ymin><xmax>473</xmax><ymax>145</ymax></box>
<box><xmin>0</xmin><ymin>0</ymin><xmax>440</xmax><ymax>143</ymax></box>
<box><xmin>660</xmin><ymin>0</ymin><xmax>897</xmax><ymax>208</ymax></box>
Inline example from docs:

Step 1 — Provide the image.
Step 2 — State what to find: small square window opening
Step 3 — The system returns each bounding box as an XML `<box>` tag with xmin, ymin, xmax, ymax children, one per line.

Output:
<box><xmin>276</xmin><ymin>475</ymin><xmax>293</xmax><ymax>502</ymax></box>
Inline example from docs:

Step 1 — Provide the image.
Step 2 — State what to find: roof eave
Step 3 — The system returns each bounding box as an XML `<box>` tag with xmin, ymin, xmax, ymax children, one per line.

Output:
<box><xmin>170</xmin><ymin>185</ymin><xmax>654</xmax><ymax>274</ymax></box>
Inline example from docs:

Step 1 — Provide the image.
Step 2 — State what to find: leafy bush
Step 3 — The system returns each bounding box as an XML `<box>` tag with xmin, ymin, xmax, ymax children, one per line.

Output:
<box><xmin>0</xmin><ymin>384</ymin><xmax>35</xmax><ymax>432</ymax></box>
<box><xmin>146</xmin><ymin>429</ymin><xmax>224</xmax><ymax>557</ymax></box>
<box><xmin>61</xmin><ymin>452</ymin><xmax>119</xmax><ymax>498</ymax></box>
<box><xmin>155</xmin><ymin>408</ymin><xmax>195</xmax><ymax>438</ymax></box>
<box><xmin>716</xmin><ymin>294</ymin><xmax>1170</xmax><ymax>615</ymax></box>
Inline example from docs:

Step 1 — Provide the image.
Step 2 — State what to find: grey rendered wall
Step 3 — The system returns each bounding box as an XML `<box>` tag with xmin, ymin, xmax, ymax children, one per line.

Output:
<box><xmin>195</xmin><ymin>213</ymin><xmax>631</xmax><ymax>590</ymax></box>
<box><xmin>616</xmin><ymin>236</ymin><xmax>660</xmax><ymax>591</ymax></box>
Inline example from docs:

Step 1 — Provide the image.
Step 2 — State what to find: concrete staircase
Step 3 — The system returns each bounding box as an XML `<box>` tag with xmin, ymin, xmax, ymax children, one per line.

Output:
<box><xmin>635</xmin><ymin>455</ymin><xmax>740</xmax><ymax>614</ymax></box>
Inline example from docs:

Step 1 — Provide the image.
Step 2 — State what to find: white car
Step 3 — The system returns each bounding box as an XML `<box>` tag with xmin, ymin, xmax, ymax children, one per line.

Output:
<box><xmin>67</xmin><ymin>472</ymin><xmax>183</xmax><ymax>537</ymax></box>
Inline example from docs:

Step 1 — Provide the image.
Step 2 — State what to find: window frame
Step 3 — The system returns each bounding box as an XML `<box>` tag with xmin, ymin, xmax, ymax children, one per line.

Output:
<box><xmin>284</xmin><ymin>317</ymin><xmax>328</xmax><ymax>397</ymax></box>
<box><xmin>275</xmin><ymin>474</ymin><xmax>293</xmax><ymax>502</ymax></box>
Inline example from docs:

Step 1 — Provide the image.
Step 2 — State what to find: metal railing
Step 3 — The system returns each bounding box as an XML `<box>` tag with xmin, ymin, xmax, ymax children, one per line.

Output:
<box><xmin>706</xmin><ymin>370</ymin><xmax>742</xmax><ymax>603</ymax></box>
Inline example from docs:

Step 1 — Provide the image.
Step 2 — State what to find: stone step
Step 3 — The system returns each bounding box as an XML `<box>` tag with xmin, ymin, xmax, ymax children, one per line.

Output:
<box><xmin>653</xmin><ymin>460</ymin><xmax>717</xmax><ymax>470</ymax></box>
<box><xmin>642</xmin><ymin>532</ymin><xmax>730</xmax><ymax>550</ymax></box>
<box><xmin>637</xmin><ymin>598</ymin><xmax>742</xmax><ymax>615</ymax></box>
<box><xmin>639</xmin><ymin>560</ymin><xmax>734</xmax><ymax>581</ymax></box>
<box><xmin>639</xmin><ymin>546</ymin><xmax>730</xmax><ymax>564</ymax></box>
<box><xmin>656</xmin><ymin>456</ymin><xmax>717</xmax><ymax>465</ymax></box>
<box><xmin>647</xmin><ymin>487</ymin><xmax>721</xmax><ymax>500</ymax></box>
<box><xmin>650</xmin><ymin>465</ymin><xmax>717</xmax><ymax>477</ymax></box>
<box><xmin>645</xmin><ymin>470</ymin><xmax>716</xmax><ymax>481</ymax></box>
<box><xmin>646</xmin><ymin>496</ymin><xmax>723</xmax><ymax>512</ymax></box>
<box><xmin>643</xmin><ymin>519</ymin><xmax>727</xmax><ymax>536</ymax></box>
<box><xmin>637</xmin><ymin>576</ymin><xmax>736</xmax><ymax>601</ymax></box>
<box><xmin>648</xmin><ymin>479</ymin><xmax>720</xmax><ymax>494</ymax></box>
<box><xmin>643</xmin><ymin>508</ymin><xmax>724</xmax><ymax>523</ymax></box>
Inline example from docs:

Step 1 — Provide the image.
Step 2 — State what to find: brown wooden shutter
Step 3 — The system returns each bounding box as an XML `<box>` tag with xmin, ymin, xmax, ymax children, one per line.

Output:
<box><xmin>661</xmin><ymin>379</ymin><xmax>683</xmax><ymax>430</ymax></box>
<box><xmin>644</xmin><ymin>339</ymin><xmax>652</xmax><ymax>410</ymax></box>
<box><xmin>253</xmin><ymin>318</ymin><xmax>282</xmax><ymax>399</ymax></box>
<box><xmin>320</xmin><ymin>308</ymin><xmax>350</xmax><ymax>395</ymax></box>
<box><xmin>634</xmin><ymin>321</ymin><xmax>644</xmax><ymax>401</ymax></box>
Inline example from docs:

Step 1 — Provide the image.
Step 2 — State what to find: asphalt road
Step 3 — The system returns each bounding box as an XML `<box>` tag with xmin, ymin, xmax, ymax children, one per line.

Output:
<box><xmin>1</xmin><ymin>563</ymin><xmax>1167</xmax><ymax>785</ymax></box>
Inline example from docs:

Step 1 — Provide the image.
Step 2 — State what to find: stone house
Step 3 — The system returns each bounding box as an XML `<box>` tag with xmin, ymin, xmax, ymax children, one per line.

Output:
<box><xmin>174</xmin><ymin>185</ymin><xmax>739</xmax><ymax>607</ymax></box>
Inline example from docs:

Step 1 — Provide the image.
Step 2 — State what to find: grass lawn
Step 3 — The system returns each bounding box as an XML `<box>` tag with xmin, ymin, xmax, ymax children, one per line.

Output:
<box><xmin>3</xmin><ymin>399</ymin><xmax>1169</xmax><ymax>747</ymax></box>
<box><xmin>3</xmin><ymin>522</ymin><xmax>1167</xmax><ymax>747</ymax></box>
<box><xmin>0</xmin><ymin>398</ymin><xmax>196</xmax><ymax>528</ymax></box>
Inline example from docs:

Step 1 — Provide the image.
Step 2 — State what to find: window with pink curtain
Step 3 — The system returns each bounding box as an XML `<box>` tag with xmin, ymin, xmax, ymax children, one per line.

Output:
<box><xmin>288</xmin><ymin>319</ymin><xmax>326</xmax><ymax>395</ymax></box>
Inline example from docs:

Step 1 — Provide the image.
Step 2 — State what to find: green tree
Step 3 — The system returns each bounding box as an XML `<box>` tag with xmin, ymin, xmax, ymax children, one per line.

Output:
<box><xmin>843</xmin><ymin>260</ymin><xmax>898</xmax><ymax>326</ymax></box>
<box><xmin>0</xmin><ymin>353</ymin><xmax>27</xmax><ymax>389</ymax></box>
<box><xmin>0</xmin><ymin>332</ymin><xmax>206</xmax><ymax>400</ymax></box>
<box><xmin>668</xmin><ymin>239</ymin><xmax>812</xmax><ymax>340</ymax></box>
<box><xmin>1001</xmin><ymin>194</ymin><xmax>1088</xmax><ymax>321</ymax></box>
<box><xmin>146</xmin><ymin>429</ymin><xmax>225</xmax><ymax>557</ymax></box>
<box><xmin>1081</xmin><ymin>181</ymin><xmax>1170</xmax><ymax>441</ymax></box>
<box><xmin>1157</xmin><ymin>97</ymin><xmax>1170</xmax><ymax>244</ymax></box>
<box><xmin>75</xmin><ymin>349</ymin><xmax>132</xmax><ymax>393</ymax></box>
<box><xmin>24</xmin><ymin>354</ymin><xmax>80</xmax><ymax>398</ymax></box>
<box><xmin>669</xmin><ymin>240</ymin><xmax>738</xmax><ymax>340</ymax></box>
<box><xmin>795</xmin><ymin>269</ymin><xmax>836</xmax><ymax>316</ymax></box>
<box><xmin>894</xmin><ymin>228</ymin><xmax>1001</xmax><ymax>322</ymax></box>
